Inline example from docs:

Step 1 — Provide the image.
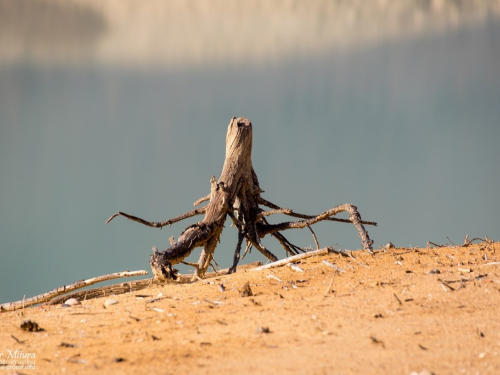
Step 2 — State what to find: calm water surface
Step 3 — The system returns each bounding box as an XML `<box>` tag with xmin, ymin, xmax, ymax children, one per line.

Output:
<box><xmin>1</xmin><ymin>1</ymin><xmax>499</xmax><ymax>303</ymax></box>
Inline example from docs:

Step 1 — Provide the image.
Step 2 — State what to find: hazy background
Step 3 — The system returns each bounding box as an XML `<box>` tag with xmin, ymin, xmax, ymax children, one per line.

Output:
<box><xmin>1</xmin><ymin>0</ymin><xmax>499</xmax><ymax>304</ymax></box>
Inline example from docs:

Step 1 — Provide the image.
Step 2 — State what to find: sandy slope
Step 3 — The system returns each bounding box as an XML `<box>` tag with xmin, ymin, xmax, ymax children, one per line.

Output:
<box><xmin>1</xmin><ymin>241</ymin><xmax>499</xmax><ymax>374</ymax></box>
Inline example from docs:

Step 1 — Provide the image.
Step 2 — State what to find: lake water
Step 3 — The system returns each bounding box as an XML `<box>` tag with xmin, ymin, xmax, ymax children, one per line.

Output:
<box><xmin>1</xmin><ymin>1</ymin><xmax>499</xmax><ymax>304</ymax></box>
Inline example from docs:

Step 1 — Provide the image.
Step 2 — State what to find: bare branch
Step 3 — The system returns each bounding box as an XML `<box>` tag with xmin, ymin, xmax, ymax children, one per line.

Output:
<box><xmin>0</xmin><ymin>270</ymin><xmax>148</xmax><ymax>313</ymax></box>
<box><xmin>252</xmin><ymin>247</ymin><xmax>332</xmax><ymax>271</ymax></box>
<box><xmin>193</xmin><ymin>195</ymin><xmax>210</xmax><ymax>206</ymax></box>
<box><xmin>258</xmin><ymin>204</ymin><xmax>374</xmax><ymax>253</ymax></box>
<box><xmin>106</xmin><ymin>207</ymin><xmax>206</xmax><ymax>228</ymax></box>
<box><xmin>307</xmin><ymin>224</ymin><xmax>320</xmax><ymax>249</ymax></box>
<box><xmin>259</xmin><ymin>197</ymin><xmax>377</xmax><ymax>226</ymax></box>
<box><xmin>240</xmin><ymin>241</ymin><xmax>253</xmax><ymax>262</ymax></box>
<box><xmin>45</xmin><ymin>261</ymin><xmax>263</xmax><ymax>305</ymax></box>
<box><xmin>257</xmin><ymin>208</ymin><xmax>292</xmax><ymax>220</ymax></box>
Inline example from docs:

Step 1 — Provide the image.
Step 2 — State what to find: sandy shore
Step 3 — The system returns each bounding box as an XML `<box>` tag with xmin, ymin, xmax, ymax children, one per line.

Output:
<box><xmin>1</xmin><ymin>241</ymin><xmax>499</xmax><ymax>374</ymax></box>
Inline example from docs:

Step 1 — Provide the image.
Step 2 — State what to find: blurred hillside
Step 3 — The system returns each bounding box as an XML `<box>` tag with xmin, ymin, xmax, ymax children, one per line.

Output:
<box><xmin>1</xmin><ymin>0</ymin><xmax>499</xmax><ymax>67</ymax></box>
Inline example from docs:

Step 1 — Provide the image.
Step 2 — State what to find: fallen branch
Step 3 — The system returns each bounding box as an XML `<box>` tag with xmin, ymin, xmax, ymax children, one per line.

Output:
<box><xmin>0</xmin><ymin>270</ymin><xmax>148</xmax><ymax>313</ymax></box>
<box><xmin>45</xmin><ymin>261</ymin><xmax>263</xmax><ymax>305</ymax></box>
<box><xmin>252</xmin><ymin>247</ymin><xmax>337</xmax><ymax>271</ymax></box>
<box><xmin>322</xmin><ymin>260</ymin><xmax>346</xmax><ymax>273</ymax></box>
<box><xmin>482</xmin><ymin>261</ymin><xmax>500</xmax><ymax>266</ymax></box>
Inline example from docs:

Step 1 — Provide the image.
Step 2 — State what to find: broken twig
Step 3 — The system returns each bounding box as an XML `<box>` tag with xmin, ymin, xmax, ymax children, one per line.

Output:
<box><xmin>324</xmin><ymin>274</ymin><xmax>335</xmax><ymax>297</ymax></box>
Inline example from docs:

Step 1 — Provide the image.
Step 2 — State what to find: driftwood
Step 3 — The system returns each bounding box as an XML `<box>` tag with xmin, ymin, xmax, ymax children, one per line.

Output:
<box><xmin>45</xmin><ymin>261</ymin><xmax>262</xmax><ymax>305</ymax></box>
<box><xmin>252</xmin><ymin>247</ymin><xmax>335</xmax><ymax>271</ymax></box>
<box><xmin>0</xmin><ymin>261</ymin><xmax>264</xmax><ymax>312</ymax></box>
<box><xmin>0</xmin><ymin>270</ymin><xmax>148</xmax><ymax>312</ymax></box>
<box><xmin>107</xmin><ymin>117</ymin><xmax>376</xmax><ymax>281</ymax></box>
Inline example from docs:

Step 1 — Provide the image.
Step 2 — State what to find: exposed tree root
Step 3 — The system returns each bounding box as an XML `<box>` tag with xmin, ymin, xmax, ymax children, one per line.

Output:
<box><xmin>107</xmin><ymin>117</ymin><xmax>376</xmax><ymax>282</ymax></box>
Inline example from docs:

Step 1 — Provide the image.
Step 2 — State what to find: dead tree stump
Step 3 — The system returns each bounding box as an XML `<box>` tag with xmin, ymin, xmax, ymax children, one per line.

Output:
<box><xmin>107</xmin><ymin>117</ymin><xmax>375</xmax><ymax>281</ymax></box>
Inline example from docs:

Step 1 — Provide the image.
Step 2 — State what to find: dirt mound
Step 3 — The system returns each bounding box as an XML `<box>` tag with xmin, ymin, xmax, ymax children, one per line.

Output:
<box><xmin>1</xmin><ymin>242</ymin><xmax>499</xmax><ymax>374</ymax></box>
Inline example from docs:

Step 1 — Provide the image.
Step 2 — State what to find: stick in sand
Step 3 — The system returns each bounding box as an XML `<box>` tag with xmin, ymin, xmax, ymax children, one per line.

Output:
<box><xmin>252</xmin><ymin>247</ymin><xmax>338</xmax><ymax>271</ymax></box>
<box><xmin>0</xmin><ymin>270</ymin><xmax>148</xmax><ymax>313</ymax></box>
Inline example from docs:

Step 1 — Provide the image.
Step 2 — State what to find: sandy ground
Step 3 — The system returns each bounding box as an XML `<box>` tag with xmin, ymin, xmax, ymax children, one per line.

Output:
<box><xmin>1</xmin><ymin>241</ymin><xmax>500</xmax><ymax>375</ymax></box>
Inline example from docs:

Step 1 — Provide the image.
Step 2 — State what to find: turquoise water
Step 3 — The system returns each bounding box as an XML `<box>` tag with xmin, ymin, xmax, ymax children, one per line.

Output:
<box><xmin>1</xmin><ymin>3</ymin><xmax>499</xmax><ymax>304</ymax></box>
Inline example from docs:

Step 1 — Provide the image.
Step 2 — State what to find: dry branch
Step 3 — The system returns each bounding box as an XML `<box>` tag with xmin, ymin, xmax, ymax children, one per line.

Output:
<box><xmin>259</xmin><ymin>197</ymin><xmax>377</xmax><ymax>226</ymax></box>
<box><xmin>0</xmin><ymin>270</ymin><xmax>148</xmax><ymax>313</ymax></box>
<box><xmin>258</xmin><ymin>203</ymin><xmax>374</xmax><ymax>253</ymax></box>
<box><xmin>45</xmin><ymin>261</ymin><xmax>263</xmax><ymax>305</ymax></box>
<box><xmin>252</xmin><ymin>247</ymin><xmax>334</xmax><ymax>271</ymax></box>
<box><xmin>106</xmin><ymin>207</ymin><xmax>206</xmax><ymax>228</ymax></box>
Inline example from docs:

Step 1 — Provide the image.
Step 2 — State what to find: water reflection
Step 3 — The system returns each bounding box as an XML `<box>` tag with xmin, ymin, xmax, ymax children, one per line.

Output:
<box><xmin>1</xmin><ymin>1</ymin><xmax>499</xmax><ymax>304</ymax></box>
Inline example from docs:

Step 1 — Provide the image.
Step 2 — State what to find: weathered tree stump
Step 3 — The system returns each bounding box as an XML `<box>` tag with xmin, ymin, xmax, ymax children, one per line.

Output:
<box><xmin>107</xmin><ymin>117</ymin><xmax>375</xmax><ymax>281</ymax></box>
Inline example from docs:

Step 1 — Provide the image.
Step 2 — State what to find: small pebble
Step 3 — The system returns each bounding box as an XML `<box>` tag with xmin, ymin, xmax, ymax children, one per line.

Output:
<box><xmin>322</xmin><ymin>260</ymin><xmax>346</xmax><ymax>273</ymax></box>
<box><xmin>240</xmin><ymin>282</ymin><xmax>253</xmax><ymax>297</ymax></box>
<box><xmin>104</xmin><ymin>298</ymin><xmax>119</xmax><ymax>307</ymax></box>
<box><xmin>255</xmin><ymin>326</ymin><xmax>270</xmax><ymax>334</ymax></box>
<box><xmin>409</xmin><ymin>370</ymin><xmax>434</xmax><ymax>375</ymax></box>
<box><xmin>288</xmin><ymin>263</ymin><xmax>304</xmax><ymax>272</ymax></box>
<box><xmin>427</xmin><ymin>268</ymin><xmax>440</xmax><ymax>275</ymax></box>
<box><xmin>266</xmin><ymin>274</ymin><xmax>282</xmax><ymax>282</ymax></box>
<box><xmin>385</xmin><ymin>242</ymin><xmax>395</xmax><ymax>249</ymax></box>
<box><xmin>64</xmin><ymin>298</ymin><xmax>81</xmax><ymax>306</ymax></box>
